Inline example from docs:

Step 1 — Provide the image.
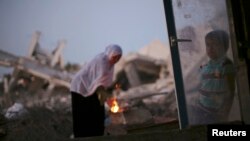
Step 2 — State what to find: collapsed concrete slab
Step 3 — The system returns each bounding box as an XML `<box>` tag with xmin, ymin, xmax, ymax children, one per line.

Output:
<box><xmin>0</xmin><ymin>31</ymin><xmax>72</xmax><ymax>95</ymax></box>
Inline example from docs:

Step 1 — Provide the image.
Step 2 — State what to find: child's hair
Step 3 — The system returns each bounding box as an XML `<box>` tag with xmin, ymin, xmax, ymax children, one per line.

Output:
<box><xmin>205</xmin><ymin>30</ymin><xmax>229</xmax><ymax>51</ymax></box>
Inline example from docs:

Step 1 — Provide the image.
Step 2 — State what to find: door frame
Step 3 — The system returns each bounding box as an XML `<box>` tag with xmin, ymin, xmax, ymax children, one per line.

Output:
<box><xmin>163</xmin><ymin>0</ymin><xmax>189</xmax><ymax>129</ymax></box>
<box><xmin>163</xmin><ymin>0</ymin><xmax>250</xmax><ymax>129</ymax></box>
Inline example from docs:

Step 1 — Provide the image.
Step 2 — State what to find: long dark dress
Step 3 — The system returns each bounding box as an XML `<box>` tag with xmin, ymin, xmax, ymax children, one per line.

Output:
<box><xmin>71</xmin><ymin>91</ymin><xmax>105</xmax><ymax>138</ymax></box>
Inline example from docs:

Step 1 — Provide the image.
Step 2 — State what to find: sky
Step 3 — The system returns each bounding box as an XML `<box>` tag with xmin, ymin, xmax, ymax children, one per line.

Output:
<box><xmin>0</xmin><ymin>0</ymin><xmax>169</xmax><ymax>66</ymax></box>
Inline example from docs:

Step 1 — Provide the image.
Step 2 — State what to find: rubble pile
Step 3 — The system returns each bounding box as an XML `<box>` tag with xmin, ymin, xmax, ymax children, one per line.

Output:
<box><xmin>0</xmin><ymin>90</ymin><xmax>73</xmax><ymax>141</ymax></box>
<box><xmin>0</xmin><ymin>34</ymin><xmax>180</xmax><ymax>140</ymax></box>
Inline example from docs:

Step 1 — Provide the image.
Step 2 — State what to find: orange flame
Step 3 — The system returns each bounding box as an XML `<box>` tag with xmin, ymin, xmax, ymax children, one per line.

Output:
<box><xmin>111</xmin><ymin>99</ymin><xmax>119</xmax><ymax>113</ymax></box>
<box><xmin>107</xmin><ymin>83</ymin><xmax>121</xmax><ymax>113</ymax></box>
<box><xmin>108</xmin><ymin>98</ymin><xmax>120</xmax><ymax>113</ymax></box>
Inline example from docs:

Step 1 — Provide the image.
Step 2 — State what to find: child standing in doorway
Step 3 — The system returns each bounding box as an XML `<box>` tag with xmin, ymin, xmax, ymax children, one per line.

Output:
<box><xmin>191</xmin><ymin>30</ymin><xmax>236</xmax><ymax>125</ymax></box>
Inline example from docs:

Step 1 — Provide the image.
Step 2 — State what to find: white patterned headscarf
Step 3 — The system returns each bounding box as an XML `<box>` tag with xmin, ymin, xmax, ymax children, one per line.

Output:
<box><xmin>70</xmin><ymin>44</ymin><xmax>122</xmax><ymax>97</ymax></box>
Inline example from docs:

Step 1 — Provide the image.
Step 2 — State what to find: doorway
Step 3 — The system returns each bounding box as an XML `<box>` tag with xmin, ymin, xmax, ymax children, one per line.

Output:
<box><xmin>163</xmin><ymin>0</ymin><xmax>243</xmax><ymax>129</ymax></box>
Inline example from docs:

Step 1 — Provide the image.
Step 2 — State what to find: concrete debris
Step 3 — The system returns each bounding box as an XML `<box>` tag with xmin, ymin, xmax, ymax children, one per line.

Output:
<box><xmin>110</xmin><ymin>50</ymin><xmax>178</xmax><ymax>126</ymax></box>
<box><xmin>4</xmin><ymin>103</ymin><xmax>28</xmax><ymax>120</ymax></box>
<box><xmin>0</xmin><ymin>32</ymin><xmax>179</xmax><ymax>139</ymax></box>
<box><xmin>0</xmin><ymin>31</ymin><xmax>73</xmax><ymax>95</ymax></box>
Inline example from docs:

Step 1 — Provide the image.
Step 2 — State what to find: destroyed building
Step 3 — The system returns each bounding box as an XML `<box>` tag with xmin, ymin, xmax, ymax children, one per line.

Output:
<box><xmin>0</xmin><ymin>32</ymin><xmax>179</xmax><ymax>139</ymax></box>
<box><xmin>0</xmin><ymin>31</ymin><xmax>72</xmax><ymax>96</ymax></box>
<box><xmin>105</xmin><ymin>40</ymin><xmax>178</xmax><ymax>135</ymax></box>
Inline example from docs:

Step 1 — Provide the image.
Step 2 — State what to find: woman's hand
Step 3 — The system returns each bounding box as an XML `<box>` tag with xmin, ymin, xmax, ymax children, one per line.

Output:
<box><xmin>96</xmin><ymin>87</ymin><xmax>110</xmax><ymax>105</ymax></box>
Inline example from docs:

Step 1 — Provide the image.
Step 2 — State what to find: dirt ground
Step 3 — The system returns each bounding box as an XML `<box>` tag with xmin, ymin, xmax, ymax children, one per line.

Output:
<box><xmin>0</xmin><ymin>89</ymin><xmax>73</xmax><ymax>141</ymax></box>
<box><xmin>0</xmin><ymin>87</ymin><xmax>178</xmax><ymax>141</ymax></box>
